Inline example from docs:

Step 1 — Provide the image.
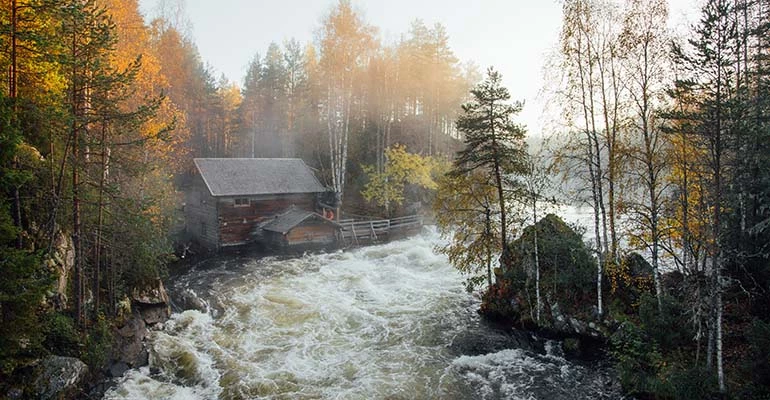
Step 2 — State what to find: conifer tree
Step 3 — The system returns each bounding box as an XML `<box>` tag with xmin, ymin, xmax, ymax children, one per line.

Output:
<box><xmin>669</xmin><ymin>0</ymin><xmax>741</xmax><ymax>391</ymax></box>
<box><xmin>0</xmin><ymin>93</ymin><xmax>52</xmax><ymax>375</ymax></box>
<box><xmin>451</xmin><ymin>67</ymin><xmax>528</xmax><ymax>254</ymax></box>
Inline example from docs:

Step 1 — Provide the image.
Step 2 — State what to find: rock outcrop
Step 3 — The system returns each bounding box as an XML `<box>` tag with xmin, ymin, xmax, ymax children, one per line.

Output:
<box><xmin>109</xmin><ymin>279</ymin><xmax>172</xmax><ymax>377</ymax></box>
<box><xmin>131</xmin><ymin>278</ymin><xmax>171</xmax><ymax>326</ymax></box>
<box><xmin>44</xmin><ymin>231</ymin><xmax>75</xmax><ymax>310</ymax></box>
<box><xmin>548</xmin><ymin>302</ymin><xmax>605</xmax><ymax>338</ymax></box>
<box><xmin>111</xmin><ymin>313</ymin><xmax>149</xmax><ymax>375</ymax></box>
<box><xmin>33</xmin><ymin>356</ymin><xmax>88</xmax><ymax>400</ymax></box>
<box><xmin>177</xmin><ymin>288</ymin><xmax>209</xmax><ymax>313</ymax></box>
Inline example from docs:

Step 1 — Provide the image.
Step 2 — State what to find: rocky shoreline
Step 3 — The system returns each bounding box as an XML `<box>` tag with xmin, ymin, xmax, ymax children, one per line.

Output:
<box><xmin>2</xmin><ymin>279</ymin><xmax>173</xmax><ymax>400</ymax></box>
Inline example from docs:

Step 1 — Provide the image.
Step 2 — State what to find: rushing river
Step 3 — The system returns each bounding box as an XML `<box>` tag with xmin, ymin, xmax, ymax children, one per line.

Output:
<box><xmin>104</xmin><ymin>228</ymin><xmax>626</xmax><ymax>400</ymax></box>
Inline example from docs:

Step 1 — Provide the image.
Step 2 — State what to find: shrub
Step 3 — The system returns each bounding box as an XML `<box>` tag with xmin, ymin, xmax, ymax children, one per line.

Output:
<box><xmin>83</xmin><ymin>314</ymin><xmax>113</xmax><ymax>369</ymax></box>
<box><xmin>42</xmin><ymin>312</ymin><xmax>80</xmax><ymax>358</ymax></box>
<box><xmin>743</xmin><ymin>319</ymin><xmax>770</xmax><ymax>398</ymax></box>
<box><xmin>0</xmin><ymin>247</ymin><xmax>51</xmax><ymax>375</ymax></box>
<box><xmin>656</xmin><ymin>366</ymin><xmax>720</xmax><ymax>400</ymax></box>
<box><xmin>611</xmin><ymin>321</ymin><xmax>662</xmax><ymax>395</ymax></box>
<box><xmin>638</xmin><ymin>294</ymin><xmax>692</xmax><ymax>352</ymax></box>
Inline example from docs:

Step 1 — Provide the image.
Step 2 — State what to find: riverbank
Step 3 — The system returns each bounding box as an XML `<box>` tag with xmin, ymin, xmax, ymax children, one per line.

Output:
<box><xmin>100</xmin><ymin>229</ymin><xmax>628</xmax><ymax>399</ymax></box>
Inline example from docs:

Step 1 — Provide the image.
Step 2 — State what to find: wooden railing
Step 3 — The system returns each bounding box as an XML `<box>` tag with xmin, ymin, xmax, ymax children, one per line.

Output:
<box><xmin>339</xmin><ymin>214</ymin><xmax>422</xmax><ymax>245</ymax></box>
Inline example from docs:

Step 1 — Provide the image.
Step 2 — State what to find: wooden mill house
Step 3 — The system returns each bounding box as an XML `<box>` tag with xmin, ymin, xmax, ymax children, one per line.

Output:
<box><xmin>184</xmin><ymin>158</ymin><xmax>340</xmax><ymax>250</ymax></box>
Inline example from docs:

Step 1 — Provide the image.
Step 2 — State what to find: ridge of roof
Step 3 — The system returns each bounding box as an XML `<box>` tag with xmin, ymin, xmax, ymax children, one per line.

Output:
<box><xmin>193</xmin><ymin>158</ymin><xmax>326</xmax><ymax>196</ymax></box>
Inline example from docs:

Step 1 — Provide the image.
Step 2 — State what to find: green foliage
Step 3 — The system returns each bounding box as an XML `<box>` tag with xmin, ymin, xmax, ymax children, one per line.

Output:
<box><xmin>83</xmin><ymin>314</ymin><xmax>113</xmax><ymax>368</ymax></box>
<box><xmin>361</xmin><ymin>144</ymin><xmax>439</xmax><ymax>214</ymax></box>
<box><xmin>656</xmin><ymin>367</ymin><xmax>721</xmax><ymax>400</ymax></box>
<box><xmin>638</xmin><ymin>294</ymin><xmax>691</xmax><ymax>351</ymax></box>
<box><xmin>433</xmin><ymin>170</ymin><xmax>501</xmax><ymax>291</ymax></box>
<box><xmin>0</xmin><ymin>245</ymin><xmax>51</xmax><ymax>374</ymax></box>
<box><xmin>41</xmin><ymin>311</ymin><xmax>113</xmax><ymax>371</ymax></box>
<box><xmin>42</xmin><ymin>313</ymin><xmax>80</xmax><ymax>358</ymax></box>
<box><xmin>611</xmin><ymin>295</ymin><xmax>708</xmax><ymax>399</ymax></box>
<box><xmin>113</xmin><ymin>204</ymin><xmax>172</xmax><ymax>289</ymax></box>
<box><xmin>0</xmin><ymin>95</ymin><xmax>53</xmax><ymax>376</ymax></box>
<box><xmin>452</xmin><ymin>67</ymin><xmax>528</xmax><ymax>179</ymax></box>
<box><xmin>610</xmin><ymin>321</ymin><xmax>664</xmax><ymax>396</ymax></box>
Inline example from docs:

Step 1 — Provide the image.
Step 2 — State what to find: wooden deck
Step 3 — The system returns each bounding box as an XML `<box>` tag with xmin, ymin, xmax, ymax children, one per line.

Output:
<box><xmin>338</xmin><ymin>214</ymin><xmax>423</xmax><ymax>246</ymax></box>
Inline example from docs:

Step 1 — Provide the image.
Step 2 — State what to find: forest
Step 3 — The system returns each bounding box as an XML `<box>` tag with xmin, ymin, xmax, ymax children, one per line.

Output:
<box><xmin>432</xmin><ymin>0</ymin><xmax>770</xmax><ymax>398</ymax></box>
<box><xmin>0</xmin><ymin>0</ymin><xmax>475</xmax><ymax>395</ymax></box>
<box><xmin>0</xmin><ymin>0</ymin><xmax>769</xmax><ymax>399</ymax></box>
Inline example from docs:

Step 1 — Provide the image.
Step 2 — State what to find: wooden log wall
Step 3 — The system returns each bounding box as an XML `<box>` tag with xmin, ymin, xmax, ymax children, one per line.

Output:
<box><xmin>218</xmin><ymin>193</ymin><xmax>316</xmax><ymax>246</ymax></box>
<box><xmin>286</xmin><ymin>223</ymin><xmax>337</xmax><ymax>245</ymax></box>
<box><xmin>184</xmin><ymin>177</ymin><xmax>220</xmax><ymax>248</ymax></box>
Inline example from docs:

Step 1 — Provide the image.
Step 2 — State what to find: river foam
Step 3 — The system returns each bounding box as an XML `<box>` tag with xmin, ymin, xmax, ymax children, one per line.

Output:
<box><xmin>104</xmin><ymin>227</ymin><xmax>624</xmax><ymax>400</ymax></box>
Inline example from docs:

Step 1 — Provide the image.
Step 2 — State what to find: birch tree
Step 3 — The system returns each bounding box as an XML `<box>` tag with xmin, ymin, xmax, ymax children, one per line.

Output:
<box><xmin>522</xmin><ymin>147</ymin><xmax>553</xmax><ymax>323</ymax></box>
<box><xmin>619</xmin><ymin>0</ymin><xmax>670</xmax><ymax>309</ymax></box>
<box><xmin>318</xmin><ymin>0</ymin><xmax>376</xmax><ymax>206</ymax></box>
<box><xmin>558</xmin><ymin>0</ymin><xmax>612</xmax><ymax>316</ymax></box>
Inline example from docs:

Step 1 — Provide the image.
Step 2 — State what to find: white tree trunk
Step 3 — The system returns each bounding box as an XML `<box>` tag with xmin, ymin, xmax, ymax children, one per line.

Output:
<box><xmin>533</xmin><ymin>199</ymin><xmax>541</xmax><ymax>323</ymax></box>
<box><xmin>716</xmin><ymin>283</ymin><xmax>724</xmax><ymax>393</ymax></box>
<box><xmin>716</xmin><ymin>252</ymin><xmax>725</xmax><ymax>392</ymax></box>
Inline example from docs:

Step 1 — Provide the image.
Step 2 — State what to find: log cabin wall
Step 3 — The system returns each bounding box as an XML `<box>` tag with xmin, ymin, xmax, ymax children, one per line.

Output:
<box><xmin>184</xmin><ymin>175</ymin><xmax>220</xmax><ymax>248</ymax></box>
<box><xmin>217</xmin><ymin>193</ymin><xmax>317</xmax><ymax>246</ymax></box>
<box><xmin>285</xmin><ymin>223</ymin><xmax>337</xmax><ymax>246</ymax></box>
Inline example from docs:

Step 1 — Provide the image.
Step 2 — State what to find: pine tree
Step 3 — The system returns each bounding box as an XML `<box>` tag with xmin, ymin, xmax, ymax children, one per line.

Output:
<box><xmin>451</xmin><ymin>67</ymin><xmax>528</xmax><ymax>256</ymax></box>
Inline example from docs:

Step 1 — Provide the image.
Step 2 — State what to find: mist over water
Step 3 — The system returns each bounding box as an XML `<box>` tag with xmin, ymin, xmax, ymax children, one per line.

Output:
<box><xmin>104</xmin><ymin>228</ymin><xmax>624</xmax><ymax>400</ymax></box>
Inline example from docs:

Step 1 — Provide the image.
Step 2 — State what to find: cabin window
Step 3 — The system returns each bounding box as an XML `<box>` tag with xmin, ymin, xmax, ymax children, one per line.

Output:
<box><xmin>234</xmin><ymin>197</ymin><xmax>250</xmax><ymax>207</ymax></box>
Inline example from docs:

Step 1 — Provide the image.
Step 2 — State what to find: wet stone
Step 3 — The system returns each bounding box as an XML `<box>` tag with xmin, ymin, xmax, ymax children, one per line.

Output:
<box><xmin>109</xmin><ymin>362</ymin><xmax>129</xmax><ymax>378</ymax></box>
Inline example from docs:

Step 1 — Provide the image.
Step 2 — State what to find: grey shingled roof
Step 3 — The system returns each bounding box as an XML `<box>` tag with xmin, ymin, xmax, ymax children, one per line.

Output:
<box><xmin>260</xmin><ymin>207</ymin><xmax>339</xmax><ymax>234</ymax></box>
<box><xmin>194</xmin><ymin>158</ymin><xmax>326</xmax><ymax>197</ymax></box>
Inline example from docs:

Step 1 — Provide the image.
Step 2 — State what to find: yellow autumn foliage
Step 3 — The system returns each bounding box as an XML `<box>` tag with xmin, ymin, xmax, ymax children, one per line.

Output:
<box><xmin>361</xmin><ymin>144</ymin><xmax>442</xmax><ymax>212</ymax></box>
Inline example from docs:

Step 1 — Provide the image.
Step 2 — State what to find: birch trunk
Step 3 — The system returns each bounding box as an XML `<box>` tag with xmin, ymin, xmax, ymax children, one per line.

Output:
<box><xmin>533</xmin><ymin>198</ymin><xmax>541</xmax><ymax>323</ymax></box>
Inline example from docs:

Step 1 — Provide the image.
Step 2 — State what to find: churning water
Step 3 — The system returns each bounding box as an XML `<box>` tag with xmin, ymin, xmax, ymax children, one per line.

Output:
<box><xmin>103</xmin><ymin>228</ymin><xmax>625</xmax><ymax>400</ymax></box>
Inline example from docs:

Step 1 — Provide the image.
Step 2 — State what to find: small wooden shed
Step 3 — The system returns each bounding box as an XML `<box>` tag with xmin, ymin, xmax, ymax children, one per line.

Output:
<box><xmin>258</xmin><ymin>206</ymin><xmax>342</xmax><ymax>248</ymax></box>
<box><xmin>184</xmin><ymin>158</ymin><xmax>338</xmax><ymax>249</ymax></box>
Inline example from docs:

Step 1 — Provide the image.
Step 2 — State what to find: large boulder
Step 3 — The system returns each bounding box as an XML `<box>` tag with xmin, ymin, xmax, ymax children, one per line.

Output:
<box><xmin>33</xmin><ymin>356</ymin><xmax>88</xmax><ymax>400</ymax></box>
<box><xmin>450</xmin><ymin>325</ymin><xmax>543</xmax><ymax>356</ymax></box>
<box><xmin>494</xmin><ymin>214</ymin><xmax>596</xmax><ymax>321</ymax></box>
<box><xmin>131</xmin><ymin>279</ymin><xmax>171</xmax><ymax>326</ymax></box>
<box><xmin>110</xmin><ymin>313</ymin><xmax>149</xmax><ymax>376</ymax></box>
<box><xmin>108</xmin><ymin>279</ymin><xmax>172</xmax><ymax>376</ymax></box>
<box><xmin>131</xmin><ymin>278</ymin><xmax>170</xmax><ymax>305</ymax></box>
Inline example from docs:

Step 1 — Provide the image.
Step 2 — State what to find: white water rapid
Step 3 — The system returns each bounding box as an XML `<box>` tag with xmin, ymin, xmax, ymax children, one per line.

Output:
<box><xmin>104</xmin><ymin>228</ymin><xmax>625</xmax><ymax>400</ymax></box>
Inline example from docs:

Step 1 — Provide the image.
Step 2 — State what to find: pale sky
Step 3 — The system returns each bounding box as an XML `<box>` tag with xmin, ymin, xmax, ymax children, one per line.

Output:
<box><xmin>137</xmin><ymin>0</ymin><xmax>700</xmax><ymax>137</ymax></box>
